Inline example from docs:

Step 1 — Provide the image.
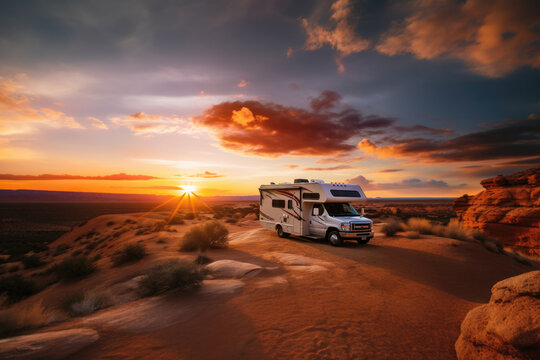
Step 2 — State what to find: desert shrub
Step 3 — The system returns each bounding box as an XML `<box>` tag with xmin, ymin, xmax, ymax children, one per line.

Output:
<box><xmin>443</xmin><ymin>219</ymin><xmax>473</xmax><ymax>241</ymax></box>
<box><xmin>381</xmin><ymin>218</ymin><xmax>403</xmax><ymax>236</ymax></box>
<box><xmin>0</xmin><ymin>301</ymin><xmax>51</xmax><ymax>338</ymax></box>
<box><xmin>225</xmin><ymin>218</ymin><xmax>238</xmax><ymax>224</ymax></box>
<box><xmin>403</xmin><ymin>230</ymin><xmax>420</xmax><ymax>239</ymax></box>
<box><xmin>0</xmin><ymin>275</ymin><xmax>37</xmax><ymax>303</ymax></box>
<box><xmin>53</xmin><ymin>244</ymin><xmax>70</xmax><ymax>256</ymax></box>
<box><xmin>55</xmin><ymin>255</ymin><xmax>96</xmax><ymax>280</ymax></box>
<box><xmin>168</xmin><ymin>216</ymin><xmax>185</xmax><ymax>225</ymax></box>
<box><xmin>59</xmin><ymin>290</ymin><xmax>111</xmax><ymax>316</ymax></box>
<box><xmin>405</xmin><ymin>218</ymin><xmax>435</xmax><ymax>234</ymax></box>
<box><xmin>21</xmin><ymin>254</ymin><xmax>46</xmax><ymax>269</ymax></box>
<box><xmin>183</xmin><ymin>212</ymin><xmax>196</xmax><ymax>220</ymax></box>
<box><xmin>106</xmin><ymin>221</ymin><xmax>115</xmax><ymax>226</ymax></box>
<box><xmin>112</xmin><ymin>243</ymin><xmax>147</xmax><ymax>266</ymax></box>
<box><xmin>179</xmin><ymin>221</ymin><xmax>229</xmax><ymax>252</ymax></box>
<box><xmin>140</xmin><ymin>259</ymin><xmax>207</xmax><ymax>295</ymax></box>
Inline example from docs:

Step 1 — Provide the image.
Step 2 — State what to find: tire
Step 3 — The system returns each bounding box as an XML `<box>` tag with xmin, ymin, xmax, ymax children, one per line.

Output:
<box><xmin>276</xmin><ymin>225</ymin><xmax>289</xmax><ymax>238</ymax></box>
<box><xmin>327</xmin><ymin>230</ymin><xmax>343</xmax><ymax>246</ymax></box>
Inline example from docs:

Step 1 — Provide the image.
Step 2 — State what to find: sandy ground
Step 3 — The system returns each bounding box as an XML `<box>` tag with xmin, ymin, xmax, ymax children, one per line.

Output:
<box><xmin>36</xmin><ymin>221</ymin><xmax>533</xmax><ymax>360</ymax></box>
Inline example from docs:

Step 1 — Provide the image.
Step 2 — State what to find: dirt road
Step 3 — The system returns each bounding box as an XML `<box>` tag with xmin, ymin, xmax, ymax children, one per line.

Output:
<box><xmin>72</xmin><ymin>225</ymin><xmax>534</xmax><ymax>360</ymax></box>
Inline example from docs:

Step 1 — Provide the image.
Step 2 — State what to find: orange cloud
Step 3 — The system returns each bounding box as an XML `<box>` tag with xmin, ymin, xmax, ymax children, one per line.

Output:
<box><xmin>110</xmin><ymin>111</ymin><xmax>188</xmax><ymax>135</ymax></box>
<box><xmin>88</xmin><ymin>116</ymin><xmax>108</xmax><ymax>130</ymax></box>
<box><xmin>237</xmin><ymin>79</ymin><xmax>248</xmax><ymax>88</ymax></box>
<box><xmin>0</xmin><ymin>75</ymin><xmax>84</xmax><ymax>135</ymax></box>
<box><xmin>304</xmin><ymin>165</ymin><xmax>353</xmax><ymax>171</ymax></box>
<box><xmin>188</xmin><ymin>171</ymin><xmax>224</xmax><ymax>178</ymax></box>
<box><xmin>193</xmin><ymin>90</ymin><xmax>394</xmax><ymax>157</ymax></box>
<box><xmin>0</xmin><ymin>173</ymin><xmax>159</xmax><ymax>180</ymax></box>
<box><xmin>300</xmin><ymin>0</ymin><xmax>370</xmax><ymax>73</ymax></box>
<box><xmin>376</xmin><ymin>0</ymin><xmax>540</xmax><ymax>77</ymax></box>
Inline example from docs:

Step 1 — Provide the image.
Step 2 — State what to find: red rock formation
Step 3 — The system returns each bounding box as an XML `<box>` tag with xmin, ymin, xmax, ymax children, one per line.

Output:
<box><xmin>453</xmin><ymin>167</ymin><xmax>540</xmax><ymax>256</ymax></box>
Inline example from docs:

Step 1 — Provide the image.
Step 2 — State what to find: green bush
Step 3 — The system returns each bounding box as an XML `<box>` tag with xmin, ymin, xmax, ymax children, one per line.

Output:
<box><xmin>140</xmin><ymin>259</ymin><xmax>207</xmax><ymax>295</ymax></box>
<box><xmin>55</xmin><ymin>255</ymin><xmax>96</xmax><ymax>280</ymax></box>
<box><xmin>381</xmin><ymin>218</ymin><xmax>403</xmax><ymax>236</ymax></box>
<box><xmin>112</xmin><ymin>243</ymin><xmax>147</xmax><ymax>266</ymax></box>
<box><xmin>180</xmin><ymin>221</ymin><xmax>229</xmax><ymax>252</ymax></box>
<box><xmin>0</xmin><ymin>275</ymin><xmax>37</xmax><ymax>303</ymax></box>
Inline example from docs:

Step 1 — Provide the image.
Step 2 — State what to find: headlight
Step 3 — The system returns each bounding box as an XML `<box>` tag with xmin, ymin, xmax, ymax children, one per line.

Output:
<box><xmin>340</xmin><ymin>223</ymin><xmax>350</xmax><ymax>231</ymax></box>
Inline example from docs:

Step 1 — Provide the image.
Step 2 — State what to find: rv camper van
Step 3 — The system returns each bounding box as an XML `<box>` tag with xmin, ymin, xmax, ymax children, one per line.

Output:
<box><xmin>259</xmin><ymin>179</ymin><xmax>373</xmax><ymax>246</ymax></box>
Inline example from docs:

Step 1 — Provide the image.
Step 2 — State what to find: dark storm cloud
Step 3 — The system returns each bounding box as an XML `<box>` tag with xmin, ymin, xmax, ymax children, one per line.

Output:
<box><xmin>193</xmin><ymin>90</ymin><xmax>394</xmax><ymax>157</ymax></box>
<box><xmin>358</xmin><ymin>118</ymin><xmax>540</xmax><ymax>162</ymax></box>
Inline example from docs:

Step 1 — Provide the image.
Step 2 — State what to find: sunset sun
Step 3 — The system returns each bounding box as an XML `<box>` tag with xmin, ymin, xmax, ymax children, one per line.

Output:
<box><xmin>180</xmin><ymin>185</ymin><xmax>197</xmax><ymax>194</ymax></box>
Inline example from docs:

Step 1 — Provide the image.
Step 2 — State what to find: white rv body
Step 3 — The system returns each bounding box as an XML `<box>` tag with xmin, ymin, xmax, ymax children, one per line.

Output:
<box><xmin>259</xmin><ymin>179</ymin><xmax>374</xmax><ymax>245</ymax></box>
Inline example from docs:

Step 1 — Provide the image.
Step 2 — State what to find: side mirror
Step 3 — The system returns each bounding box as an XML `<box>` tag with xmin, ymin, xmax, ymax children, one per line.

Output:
<box><xmin>360</xmin><ymin>207</ymin><xmax>365</xmax><ymax>216</ymax></box>
<box><xmin>313</xmin><ymin>207</ymin><xmax>320</xmax><ymax>216</ymax></box>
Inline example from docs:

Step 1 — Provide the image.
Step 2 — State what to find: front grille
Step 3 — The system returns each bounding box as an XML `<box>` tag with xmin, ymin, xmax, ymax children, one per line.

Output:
<box><xmin>351</xmin><ymin>223</ymin><xmax>371</xmax><ymax>232</ymax></box>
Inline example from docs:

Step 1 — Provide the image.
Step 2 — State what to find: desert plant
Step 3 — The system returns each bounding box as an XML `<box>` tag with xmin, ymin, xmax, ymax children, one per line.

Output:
<box><xmin>168</xmin><ymin>216</ymin><xmax>185</xmax><ymax>225</ymax></box>
<box><xmin>180</xmin><ymin>221</ymin><xmax>229</xmax><ymax>252</ymax></box>
<box><xmin>443</xmin><ymin>219</ymin><xmax>473</xmax><ymax>241</ymax></box>
<box><xmin>55</xmin><ymin>255</ymin><xmax>96</xmax><ymax>280</ymax></box>
<box><xmin>112</xmin><ymin>243</ymin><xmax>147</xmax><ymax>266</ymax></box>
<box><xmin>59</xmin><ymin>290</ymin><xmax>111</xmax><ymax>316</ymax></box>
<box><xmin>194</xmin><ymin>254</ymin><xmax>213</xmax><ymax>265</ymax></box>
<box><xmin>405</xmin><ymin>218</ymin><xmax>434</xmax><ymax>234</ymax></box>
<box><xmin>381</xmin><ymin>218</ymin><xmax>403</xmax><ymax>236</ymax></box>
<box><xmin>21</xmin><ymin>254</ymin><xmax>46</xmax><ymax>269</ymax></box>
<box><xmin>0</xmin><ymin>301</ymin><xmax>52</xmax><ymax>338</ymax></box>
<box><xmin>53</xmin><ymin>244</ymin><xmax>70</xmax><ymax>256</ymax></box>
<box><xmin>183</xmin><ymin>212</ymin><xmax>196</xmax><ymax>220</ymax></box>
<box><xmin>0</xmin><ymin>275</ymin><xmax>37</xmax><ymax>303</ymax></box>
<box><xmin>139</xmin><ymin>259</ymin><xmax>207</xmax><ymax>295</ymax></box>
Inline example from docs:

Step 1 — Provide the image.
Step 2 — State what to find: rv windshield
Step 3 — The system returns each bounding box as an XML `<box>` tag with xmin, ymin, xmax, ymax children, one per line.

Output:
<box><xmin>324</xmin><ymin>203</ymin><xmax>359</xmax><ymax>217</ymax></box>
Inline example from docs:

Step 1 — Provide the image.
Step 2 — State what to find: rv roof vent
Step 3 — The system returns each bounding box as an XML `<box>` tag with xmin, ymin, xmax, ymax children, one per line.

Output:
<box><xmin>294</xmin><ymin>179</ymin><xmax>309</xmax><ymax>183</ymax></box>
<box><xmin>310</xmin><ymin>179</ymin><xmax>325</xmax><ymax>183</ymax></box>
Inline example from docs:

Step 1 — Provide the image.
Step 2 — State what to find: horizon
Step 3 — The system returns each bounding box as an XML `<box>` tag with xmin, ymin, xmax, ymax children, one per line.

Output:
<box><xmin>1</xmin><ymin>0</ymin><xmax>539</xmax><ymax>198</ymax></box>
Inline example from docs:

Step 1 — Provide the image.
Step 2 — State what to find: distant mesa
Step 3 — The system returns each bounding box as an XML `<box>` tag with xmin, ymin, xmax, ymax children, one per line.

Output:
<box><xmin>453</xmin><ymin>167</ymin><xmax>540</xmax><ymax>256</ymax></box>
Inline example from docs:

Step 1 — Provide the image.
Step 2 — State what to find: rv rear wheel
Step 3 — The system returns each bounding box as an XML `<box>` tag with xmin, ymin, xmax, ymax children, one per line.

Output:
<box><xmin>327</xmin><ymin>230</ymin><xmax>343</xmax><ymax>246</ymax></box>
<box><xmin>276</xmin><ymin>225</ymin><xmax>289</xmax><ymax>238</ymax></box>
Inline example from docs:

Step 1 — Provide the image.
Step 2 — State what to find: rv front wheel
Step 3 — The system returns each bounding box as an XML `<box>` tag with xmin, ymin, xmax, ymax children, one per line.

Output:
<box><xmin>327</xmin><ymin>230</ymin><xmax>343</xmax><ymax>246</ymax></box>
<box><xmin>276</xmin><ymin>225</ymin><xmax>289</xmax><ymax>238</ymax></box>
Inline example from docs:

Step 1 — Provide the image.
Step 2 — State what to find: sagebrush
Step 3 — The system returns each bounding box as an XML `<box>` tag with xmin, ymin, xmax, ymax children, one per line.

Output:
<box><xmin>140</xmin><ymin>259</ymin><xmax>207</xmax><ymax>295</ymax></box>
<box><xmin>180</xmin><ymin>221</ymin><xmax>229</xmax><ymax>252</ymax></box>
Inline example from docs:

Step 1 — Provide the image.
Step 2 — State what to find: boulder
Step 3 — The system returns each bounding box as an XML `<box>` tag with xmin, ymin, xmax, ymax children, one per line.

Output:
<box><xmin>0</xmin><ymin>328</ymin><xmax>99</xmax><ymax>360</ymax></box>
<box><xmin>455</xmin><ymin>271</ymin><xmax>540</xmax><ymax>360</ymax></box>
<box><xmin>453</xmin><ymin>167</ymin><xmax>540</xmax><ymax>256</ymax></box>
<box><xmin>206</xmin><ymin>260</ymin><xmax>263</xmax><ymax>278</ymax></box>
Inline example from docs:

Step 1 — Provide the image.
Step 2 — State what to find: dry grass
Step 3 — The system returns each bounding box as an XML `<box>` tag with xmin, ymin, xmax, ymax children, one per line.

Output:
<box><xmin>442</xmin><ymin>219</ymin><xmax>473</xmax><ymax>241</ymax></box>
<box><xmin>0</xmin><ymin>301</ymin><xmax>57</xmax><ymax>338</ymax></box>
<box><xmin>140</xmin><ymin>259</ymin><xmax>207</xmax><ymax>296</ymax></box>
<box><xmin>405</xmin><ymin>218</ymin><xmax>435</xmax><ymax>234</ymax></box>
<box><xmin>381</xmin><ymin>218</ymin><xmax>403</xmax><ymax>236</ymax></box>
<box><xmin>59</xmin><ymin>290</ymin><xmax>111</xmax><ymax>316</ymax></box>
<box><xmin>180</xmin><ymin>221</ymin><xmax>229</xmax><ymax>252</ymax></box>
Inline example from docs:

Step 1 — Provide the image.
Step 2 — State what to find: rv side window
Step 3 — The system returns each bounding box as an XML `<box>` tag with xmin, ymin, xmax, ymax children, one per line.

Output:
<box><xmin>303</xmin><ymin>193</ymin><xmax>320</xmax><ymax>200</ymax></box>
<box><xmin>312</xmin><ymin>204</ymin><xmax>324</xmax><ymax>215</ymax></box>
<box><xmin>330</xmin><ymin>190</ymin><xmax>361</xmax><ymax>197</ymax></box>
<box><xmin>287</xmin><ymin>200</ymin><xmax>293</xmax><ymax>209</ymax></box>
<box><xmin>272</xmin><ymin>199</ymin><xmax>285</xmax><ymax>208</ymax></box>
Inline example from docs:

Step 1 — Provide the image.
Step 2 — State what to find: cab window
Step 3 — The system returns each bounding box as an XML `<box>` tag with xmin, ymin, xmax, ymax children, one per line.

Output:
<box><xmin>312</xmin><ymin>204</ymin><xmax>324</xmax><ymax>216</ymax></box>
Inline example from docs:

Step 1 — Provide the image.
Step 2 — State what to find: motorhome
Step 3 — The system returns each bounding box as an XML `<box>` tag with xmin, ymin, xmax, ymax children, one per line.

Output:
<box><xmin>259</xmin><ymin>179</ymin><xmax>374</xmax><ymax>246</ymax></box>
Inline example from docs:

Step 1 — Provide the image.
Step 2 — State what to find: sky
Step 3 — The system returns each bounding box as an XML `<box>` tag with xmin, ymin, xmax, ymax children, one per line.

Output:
<box><xmin>0</xmin><ymin>0</ymin><xmax>539</xmax><ymax>198</ymax></box>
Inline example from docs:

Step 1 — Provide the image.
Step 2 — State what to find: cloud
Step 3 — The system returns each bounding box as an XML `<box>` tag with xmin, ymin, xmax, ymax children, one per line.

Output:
<box><xmin>285</xmin><ymin>164</ymin><xmax>299</xmax><ymax>169</ymax></box>
<box><xmin>138</xmin><ymin>185</ymin><xmax>182</xmax><ymax>190</ymax></box>
<box><xmin>378</xmin><ymin>169</ymin><xmax>404</xmax><ymax>173</ymax></box>
<box><xmin>193</xmin><ymin>90</ymin><xmax>393</xmax><ymax>157</ymax></box>
<box><xmin>393</xmin><ymin>124</ymin><xmax>453</xmax><ymax>135</ymax></box>
<box><xmin>0</xmin><ymin>75</ymin><xmax>84</xmax><ymax>135</ymax></box>
<box><xmin>88</xmin><ymin>117</ymin><xmax>108</xmax><ymax>130</ymax></box>
<box><xmin>316</xmin><ymin>153</ymin><xmax>368</xmax><ymax>164</ymax></box>
<box><xmin>358</xmin><ymin>118</ymin><xmax>540</xmax><ymax>162</ymax></box>
<box><xmin>309</xmin><ymin>90</ymin><xmax>342</xmax><ymax>111</ymax></box>
<box><xmin>0</xmin><ymin>173</ymin><xmax>159</xmax><ymax>180</ymax></box>
<box><xmin>299</xmin><ymin>0</ymin><xmax>370</xmax><ymax>73</ymax></box>
<box><xmin>345</xmin><ymin>175</ymin><xmax>465</xmax><ymax>191</ymax></box>
<box><xmin>376</xmin><ymin>0</ymin><xmax>540</xmax><ymax>77</ymax></box>
<box><xmin>188</xmin><ymin>171</ymin><xmax>224</xmax><ymax>178</ymax></box>
<box><xmin>110</xmin><ymin>111</ymin><xmax>190</xmax><ymax>135</ymax></box>
<box><xmin>498</xmin><ymin>156</ymin><xmax>540</xmax><ymax>167</ymax></box>
<box><xmin>304</xmin><ymin>165</ymin><xmax>352</xmax><ymax>171</ymax></box>
<box><xmin>237</xmin><ymin>79</ymin><xmax>248</xmax><ymax>88</ymax></box>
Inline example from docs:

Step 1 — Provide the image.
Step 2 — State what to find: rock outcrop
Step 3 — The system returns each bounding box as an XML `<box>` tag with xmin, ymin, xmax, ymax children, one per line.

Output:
<box><xmin>455</xmin><ymin>270</ymin><xmax>540</xmax><ymax>360</ymax></box>
<box><xmin>453</xmin><ymin>167</ymin><xmax>540</xmax><ymax>256</ymax></box>
<box><xmin>0</xmin><ymin>328</ymin><xmax>99</xmax><ymax>360</ymax></box>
